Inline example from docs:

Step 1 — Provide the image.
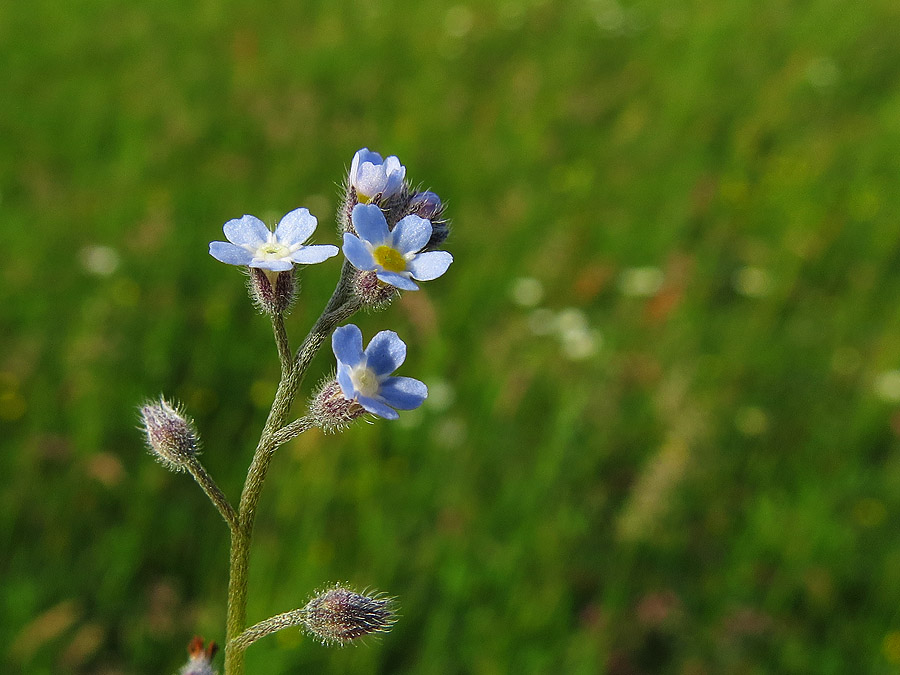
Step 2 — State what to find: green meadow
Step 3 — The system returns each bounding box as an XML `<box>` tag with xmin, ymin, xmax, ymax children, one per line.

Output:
<box><xmin>3</xmin><ymin>0</ymin><xmax>900</xmax><ymax>672</ymax></box>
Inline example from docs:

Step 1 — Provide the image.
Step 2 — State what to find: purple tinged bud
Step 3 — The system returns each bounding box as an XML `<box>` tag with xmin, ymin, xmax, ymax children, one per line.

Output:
<box><xmin>179</xmin><ymin>636</ymin><xmax>217</xmax><ymax>675</ymax></box>
<box><xmin>139</xmin><ymin>398</ymin><xmax>200</xmax><ymax>472</ymax></box>
<box><xmin>309</xmin><ymin>378</ymin><xmax>367</xmax><ymax>432</ymax></box>
<box><xmin>409</xmin><ymin>191</ymin><xmax>442</xmax><ymax>219</ymax></box>
<box><xmin>409</xmin><ymin>190</ymin><xmax>450</xmax><ymax>250</ymax></box>
<box><xmin>248</xmin><ymin>267</ymin><xmax>297</xmax><ymax>315</ymax></box>
<box><xmin>302</xmin><ymin>584</ymin><xmax>396</xmax><ymax>646</ymax></box>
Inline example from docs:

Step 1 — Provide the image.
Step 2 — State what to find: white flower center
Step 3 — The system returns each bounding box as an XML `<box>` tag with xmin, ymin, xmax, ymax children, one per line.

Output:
<box><xmin>255</xmin><ymin>241</ymin><xmax>291</xmax><ymax>260</ymax></box>
<box><xmin>350</xmin><ymin>365</ymin><xmax>380</xmax><ymax>398</ymax></box>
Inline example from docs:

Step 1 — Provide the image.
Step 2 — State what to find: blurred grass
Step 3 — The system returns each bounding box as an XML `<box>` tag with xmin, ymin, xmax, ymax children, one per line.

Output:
<box><xmin>3</xmin><ymin>0</ymin><xmax>900</xmax><ymax>673</ymax></box>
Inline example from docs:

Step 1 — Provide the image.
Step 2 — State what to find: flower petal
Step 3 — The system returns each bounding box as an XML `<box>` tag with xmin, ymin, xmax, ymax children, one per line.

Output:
<box><xmin>355</xmin><ymin>163</ymin><xmax>384</xmax><ymax>193</ymax></box>
<box><xmin>376</xmin><ymin>271</ymin><xmax>419</xmax><ymax>291</ymax></box>
<box><xmin>351</xmin><ymin>204</ymin><xmax>390</xmax><ymax>245</ymax></box>
<box><xmin>291</xmin><ymin>244</ymin><xmax>339</xmax><ymax>265</ymax></box>
<box><xmin>342</xmin><ymin>233</ymin><xmax>377</xmax><ymax>270</ymax></box>
<box><xmin>407</xmin><ymin>250</ymin><xmax>453</xmax><ymax>281</ymax></box>
<box><xmin>351</xmin><ymin>148</ymin><xmax>382</xmax><ymax>181</ymax></box>
<box><xmin>223</xmin><ymin>215</ymin><xmax>269</xmax><ymax>247</ymax></box>
<box><xmin>337</xmin><ymin>365</ymin><xmax>356</xmax><ymax>399</ymax></box>
<box><xmin>364</xmin><ymin>330</ymin><xmax>406</xmax><ymax>376</ymax></box>
<box><xmin>356</xmin><ymin>394</ymin><xmax>399</xmax><ymax>420</ymax></box>
<box><xmin>209</xmin><ymin>241</ymin><xmax>254</xmax><ymax>266</ymax></box>
<box><xmin>250</xmin><ymin>258</ymin><xmax>293</xmax><ymax>272</ymax></box>
<box><xmin>379</xmin><ymin>376</ymin><xmax>428</xmax><ymax>410</ymax></box>
<box><xmin>381</xmin><ymin>156</ymin><xmax>406</xmax><ymax>197</ymax></box>
<box><xmin>275</xmin><ymin>207</ymin><xmax>317</xmax><ymax>246</ymax></box>
<box><xmin>391</xmin><ymin>214</ymin><xmax>432</xmax><ymax>254</ymax></box>
<box><xmin>332</xmin><ymin>324</ymin><xmax>365</xmax><ymax>368</ymax></box>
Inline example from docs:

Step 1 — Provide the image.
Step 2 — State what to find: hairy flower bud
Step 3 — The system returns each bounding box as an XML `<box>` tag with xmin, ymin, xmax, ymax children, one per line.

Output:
<box><xmin>350</xmin><ymin>269</ymin><xmax>399</xmax><ymax>309</ymax></box>
<box><xmin>139</xmin><ymin>398</ymin><xmax>200</xmax><ymax>471</ymax></box>
<box><xmin>248</xmin><ymin>267</ymin><xmax>297</xmax><ymax>315</ymax></box>
<box><xmin>409</xmin><ymin>191</ymin><xmax>450</xmax><ymax>250</ymax></box>
<box><xmin>309</xmin><ymin>378</ymin><xmax>367</xmax><ymax>432</ymax></box>
<box><xmin>301</xmin><ymin>584</ymin><xmax>396</xmax><ymax>646</ymax></box>
<box><xmin>179</xmin><ymin>636</ymin><xmax>217</xmax><ymax>675</ymax></box>
<box><xmin>408</xmin><ymin>190</ymin><xmax>442</xmax><ymax>219</ymax></box>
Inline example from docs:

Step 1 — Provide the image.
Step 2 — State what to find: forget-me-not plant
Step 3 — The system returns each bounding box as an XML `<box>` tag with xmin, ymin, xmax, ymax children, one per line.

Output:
<box><xmin>138</xmin><ymin>148</ymin><xmax>452</xmax><ymax>675</ymax></box>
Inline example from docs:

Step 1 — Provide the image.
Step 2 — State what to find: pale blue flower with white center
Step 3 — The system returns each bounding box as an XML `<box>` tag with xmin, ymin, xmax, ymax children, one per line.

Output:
<box><xmin>342</xmin><ymin>204</ymin><xmax>453</xmax><ymax>290</ymax></box>
<box><xmin>349</xmin><ymin>148</ymin><xmax>406</xmax><ymax>203</ymax></box>
<box><xmin>209</xmin><ymin>208</ymin><xmax>338</xmax><ymax>272</ymax></box>
<box><xmin>332</xmin><ymin>324</ymin><xmax>427</xmax><ymax>420</ymax></box>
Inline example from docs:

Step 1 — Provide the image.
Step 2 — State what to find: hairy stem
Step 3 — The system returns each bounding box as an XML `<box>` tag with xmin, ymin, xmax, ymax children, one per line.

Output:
<box><xmin>185</xmin><ymin>458</ymin><xmax>238</xmax><ymax>534</ymax></box>
<box><xmin>272</xmin><ymin>313</ymin><xmax>292</xmax><ymax>376</ymax></box>
<box><xmin>224</xmin><ymin>262</ymin><xmax>361</xmax><ymax>675</ymax></box>
<box><xmin>229</xmin><ymin>608</ymin><xmax>307</xmax><ymax>652</ymax></box>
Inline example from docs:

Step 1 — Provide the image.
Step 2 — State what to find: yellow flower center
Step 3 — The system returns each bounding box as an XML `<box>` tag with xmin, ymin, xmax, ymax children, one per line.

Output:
<box><xmin>372</xmin><ymin>245</ymin><xmax>407</xmax><ymax>273</ymax></box>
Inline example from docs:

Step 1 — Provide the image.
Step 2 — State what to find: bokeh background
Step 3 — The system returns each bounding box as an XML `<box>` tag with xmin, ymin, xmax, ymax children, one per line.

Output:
<box><xmin>3</xmin><ymin>0</ymin><xmax>900</xmax><ymax>673</ymax></box>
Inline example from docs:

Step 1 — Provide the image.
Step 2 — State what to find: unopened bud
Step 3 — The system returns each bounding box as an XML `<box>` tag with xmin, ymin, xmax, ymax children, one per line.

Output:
<box><xmin>310</xmin><ymin>378</ymin><xmax>367</xmax><ymax>432</ymax></box>
<box><xmin>351</xmin><ymin>270</ymin><xmax>398</xmax><ymax>309</ymax></box>
<box><xmin>139</xmin><ymin>398</ymin><xmax>200</xmax><ymax>471</ymax></box>
<box><xmin>179</xmin><ymin>636</ymin><xmax>217</xmax><ymax>675</ymax></box>
<box><xmin>409</xmin><ymin>190</ymin><xmax>442</xmax><ymax>219</ymax></box>
<box><xmin>409</xmin><ymin>191</ymin><xmax>449</xmax><ymax>250</ymax></box>
<box><xmin>302</xmin><ymin>584</ymin><xmax>396</xmax><ymax>646</ymax></box>
<box><xmin>248</xmin><ymin>267</ymin><xmax>297</xmax><ymax>315</ymax></box>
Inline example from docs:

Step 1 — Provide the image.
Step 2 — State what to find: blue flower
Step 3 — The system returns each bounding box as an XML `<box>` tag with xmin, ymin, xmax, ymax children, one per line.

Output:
<box><xmin>209</xmin><ymin>208</ymin><xmax>338</xmax><ymax>272</ymax></box>
<box><xmin>342</xmin><ymin>204</ymin><xmax>453</xmax><ymax>290</ymax></box>
<box><xmin>349</xmin><ymin>148</ymin><xmax>406</xmax><ymax>203</ymax></box>
<box><xmin>332</xmin><ymin>324</ymin><xmax>427</xmax><ymax>420</ymax></box>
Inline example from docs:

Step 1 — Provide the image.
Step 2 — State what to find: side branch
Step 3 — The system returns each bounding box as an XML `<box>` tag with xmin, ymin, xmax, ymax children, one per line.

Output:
<box><xmin>270</xmin><ymin>416</ymin><xmax>316</xmax><ymax>447</ymax></box>
<box><xmin>185</xmin><ymin>458</ymin><xmax>238</xmax><ymax>533</ymax></box>
<box><xmin>229</xmin><ymin>608</ymin><xmax>307</xmax><ymax>652</ymax></box>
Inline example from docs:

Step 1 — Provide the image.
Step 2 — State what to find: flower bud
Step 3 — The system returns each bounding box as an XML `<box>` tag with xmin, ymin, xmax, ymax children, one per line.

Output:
<box><xmin>340</xmin><ymin>149</ymin><xmax>409</xmax><ymax>234</ymax></box>
<box><xmin>409</xmin><ymin>191</ymin><xmax>450</xmax><ymax>250</ymax></box>
<box><xmin>408</xmin><ymin>190</ymin><xmax>442</xmax><ymax>219</ymax></box>
<box><xmin>139</xmin><ymin>398</ymin><xmax>200</xmax><ymax>472</ymax></box>
<box><xmin>301</xmin><ymin>584</ymin><xmax>396</xmax><ymax>646</ymax></box>
<box><xmin>179</xmin><ymin>636</ymin><xmax>217</xmax><ymax>675</ymax></box>
<box><xmin>248</xmin><ymin>267</ymin><xmax>297</xmax><ymax>315</ymax></box>
<box><xmin>351</xmin><ymin>269</ymin><xmax>399</xmax><ymax>309</ymax></box>
<box><xmin>309</xmin><ymin>378</ymin><xmax>367</xmax><ymax>432</ymax></box>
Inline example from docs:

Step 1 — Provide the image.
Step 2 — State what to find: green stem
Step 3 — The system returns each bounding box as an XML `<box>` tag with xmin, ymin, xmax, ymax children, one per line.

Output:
<box><xmin>229</xmin><ymin>608</ymin><xmax>307</xmax><ymax>652</ymax></box>
<box><xmin>185</xmin><ymin>458</ymin><xmax>238</xmax><ymax>534</ymax></box>
<box><xmin>224</xmin><ymin>262</ymin><xmax>361</xmax><ymax>675</ymax></box>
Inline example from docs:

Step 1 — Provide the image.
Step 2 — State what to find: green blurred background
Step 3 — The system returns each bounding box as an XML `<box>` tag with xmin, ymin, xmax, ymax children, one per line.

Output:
<box><xmin>3</xmin><ymin>0</ymin><xmax>900</xmax><ymax>673</ymax></box>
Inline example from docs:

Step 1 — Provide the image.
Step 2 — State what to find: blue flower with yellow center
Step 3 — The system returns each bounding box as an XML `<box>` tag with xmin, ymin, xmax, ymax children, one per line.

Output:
<box><xmin>342</xmin><ymin>204</ymin><xmax>453</xmax><ymax>290</ymax></box>
<box><xmin>332</xmin><ymin>324</ymin><xmax>428</xmax><ymax>420</ymax></box>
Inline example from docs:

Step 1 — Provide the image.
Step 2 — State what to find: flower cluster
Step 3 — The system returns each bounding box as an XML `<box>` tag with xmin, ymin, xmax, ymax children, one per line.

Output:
<box><xmin>207</xmin><ymin>148</ymin><xmax>450</xmax><ymax>426</ymax></box>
